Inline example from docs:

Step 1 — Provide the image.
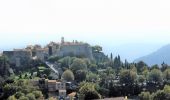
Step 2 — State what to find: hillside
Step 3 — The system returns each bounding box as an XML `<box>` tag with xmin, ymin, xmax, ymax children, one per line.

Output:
<box><xmin>134</xmin><ymin>44</ymin><xmax>170</xmax><ymax>66</ymax></box>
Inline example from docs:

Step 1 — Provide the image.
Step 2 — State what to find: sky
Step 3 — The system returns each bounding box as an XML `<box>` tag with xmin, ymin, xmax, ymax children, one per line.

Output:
<box><xmin>0</xmin><ymin>0</ymin><xmax>170</xmax><ymax>61</ymax></box>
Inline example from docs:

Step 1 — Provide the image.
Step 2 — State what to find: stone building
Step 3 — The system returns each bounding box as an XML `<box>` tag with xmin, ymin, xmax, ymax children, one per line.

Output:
<box><xmin>48</xmin><ymin>37</ymin><xmax>93</xmax><ymax>60</ymax></box>
<box><xmin>26</xmin><ymin>45</ymin><xmax>48</xmax><ymax>61</ymax></box>
<box><xmin>47</xmin><ymin>80</ymin><xmax>67</xmax><ymax>98</ymax></box>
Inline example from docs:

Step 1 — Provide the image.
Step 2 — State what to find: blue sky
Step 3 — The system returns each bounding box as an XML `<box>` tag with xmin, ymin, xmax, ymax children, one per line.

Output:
<box><xmin>0</xmin><ymin>0</ymin><xmax>170</xmax><ymax>61</ymax></box>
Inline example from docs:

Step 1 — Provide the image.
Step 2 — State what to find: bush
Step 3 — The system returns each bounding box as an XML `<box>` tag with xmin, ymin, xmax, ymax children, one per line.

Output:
<box><xmin>32</xmin><ymin>91</ymin><xmax>43</xmax><ymax>99</ymax></box>
<box><xmin>79</xmin><ymin>82</ymin><xmax>101</xmax><ymax>100</ymax></box>
<box><xmin>26</xmin><ymin>93</ymin><xmax>36</xmax><ymax>100</ymax></box>
<box><xmin>7</xmin><ymin>95</ymin><xmax>16</xmax><ymax>100</ymax></box>
<box><xmin>152</xmin><ymin>90</ymin><xmax>166</xmax><ymax>100</ymax></box>
<box><xmin>61</xmin><ymin>70</ymin><xmax>74</xmax><ymax>82</ymax></box>
<box><xmin>14</xmin><ymin>92</ymin><xmax>25</xmax><ymax>99</ymax></box>
<box><xmin>138</xmin><ymin>92</ymin><xmax>151</xmax><ymax>100</ymax></box>
<box><xmin>18</xmin><ymin>96</ymin><xmax>29</xmax><ymax>100</ymax></box>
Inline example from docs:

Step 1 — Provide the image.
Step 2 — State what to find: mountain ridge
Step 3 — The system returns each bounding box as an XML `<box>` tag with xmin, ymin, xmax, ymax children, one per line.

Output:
<box><xmin>134</xmin><ymin>44</ymin><xmax>170</xmax><ymax>66</ymax></box>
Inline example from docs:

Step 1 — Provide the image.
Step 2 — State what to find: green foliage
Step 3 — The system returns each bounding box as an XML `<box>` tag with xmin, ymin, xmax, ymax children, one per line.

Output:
<box><xmin>0</xmin><ymin>75</ymin><xmax>4</xmax><ymax>85</ymax></box>
<box><xmin>138</xmin><ymin>75</ymin><xmax>146</xmax><ymax>84</ymax></box>
<box><xmin>61</xmin><ymin>70</ymin><xmax>75</xmax><ymax>81</ymax></box>
<box><xmin>18</xmin><ymin>96</ymin><xmax>29</xmax><ymax>100</ymax></box>
<box><xmin>48</xmin><ymin>56</ymin><xmax>60</xmax><ymax>62</ymax></box>
<box><xmin>136</xmin><ymin>61</ymin><xmax>146</xmax><ymax>74</ymax></box>
<box><xmin>86</xmin><ymin>72</ymin><xmax>99</xmax><ymax>82</ymax></box>
<box><xmin>163</xmin><ymin>68</ymin><xmax>170</xmax><ymax>81</ymax></box>
<box><xmin>2</xmin><ymin>79</ymin><xmax>40</xmax><ymax>99</ymax></box>
<box><xmin>147</xmin><ymin>69</ymin><xmax>163</xmax><ymax>84</ymax></box>
<box><xmin>163</xmin><ymin>85</ymin><xmax>170</xmax><ymax>93</ymax></box>
<box><xmin>150</xmin><ymin>85</ymin><xmax>170</xmax><ymax>100</ymax></box>
<box><xmin>130</xmin><ymin>64</ymin><xmax>137</xmax><ymax>73</ymax></box>
<box><xmin>113</xmin><ymin>55</ymin><xmax>122</xmax><ymax>75</ymax></box>
<box><xmin>0</xmin><ymin>55</ymin><xmax>9</xmax><ymax>62</ymax></box>
<box><xmin>152</xmin><ymin>90</ymin><xmax>167</xmax><ymax>100</ymax></box>
<box><xmin>79</xmin><ymin>82</ymin><xmax>101</xmax><ymax>100</ymax></box>
<box><xmin>150</xmin><ymin>64</ymin><xmax>160</xmax><ymax>70</ymax></box>
<box><xmin>7</xmin><ymin>95</ymin><xmax>16</xmax><ymax>100</ymax></box>
<box><xmin>75</xmin><ymin>70</ymin><xmax>86</xmax><ymax>82</ymax></box>
<box><xmin>58</xmin><ymin>56</ymin><xmax>75</xmax><ymax>68</ymax></box>
<box><xmin>32</xmin><ymin>91</ymin><xmax>43</xmax><ymax>99</ymax></box>
<box><xmin>0</xmin><ymin>55</ymin><xmax>10</xmax><ymax>77</ymax></box>
<box><xmin>26</xmin><ymin>93</ymin><xmax>36</xmax><ymax>100</ymax></box>
<box><xmin>138</xmin><ymin>92</ymin><xmax>151</xmax><ymax>100</ymax></box>
<box><xmin>105</xmin><ymin>67</ymin><xmax>115</xmax><ymax>75</ymax></box>
<box><xmin>119</xmin><ymin>69</ymin><xmax>137</xmax><ymax>85</ymax></box>
<box><xmin>89</xmin><ymin>64</ymin><xmax>97</xmax><ymax>72</ymax></box>
<box><xmin>92</xmin><ymin>45</ymin><xmax>102</xmax><ymax>53</ymax></box>
<box><xmin>70</xmin><ymin>58</ymin><xmax>87</xmax><ymax>73</ymax></box>
<box><xmin>14</xmin><ymin>92</ymin><xmax>25</xmax><ymax>99</ymax></box>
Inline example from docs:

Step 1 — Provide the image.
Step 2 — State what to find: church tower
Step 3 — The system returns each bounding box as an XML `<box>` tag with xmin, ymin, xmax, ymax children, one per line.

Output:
<box><xmin>61</xmin><ymin>37</ymin><xmax>64</xmax><ymax>44</ymax></box>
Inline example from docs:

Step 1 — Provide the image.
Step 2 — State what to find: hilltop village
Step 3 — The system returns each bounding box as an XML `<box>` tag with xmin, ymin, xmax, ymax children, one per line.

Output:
<box><xmin>3</xmin><ymin>37</ymin><xmax>95</xmax><ymax>67</ymax></box>
<box><xmin>0</xmin><ymin>37</ymin><xmax>108</xmax><ymax>100</ymax></box>
<box><xmin>1</xmin><ymin>38</ymin><xmax>170</xmax><ymax>100</ymax></box>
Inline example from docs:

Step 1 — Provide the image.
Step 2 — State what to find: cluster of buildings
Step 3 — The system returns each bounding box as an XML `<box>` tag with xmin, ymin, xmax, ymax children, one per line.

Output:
<box><xmin>3</xmin><ymin>37</ymin><xmax>93</xmax><ymax>67</ymax></box>
<box><xmin>32</xmin><ymin>79</ymin><xmax>77</xmax><ymax>100</ymax></box>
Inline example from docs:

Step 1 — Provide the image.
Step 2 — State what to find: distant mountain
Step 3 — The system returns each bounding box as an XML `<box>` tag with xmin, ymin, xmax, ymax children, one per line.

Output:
<box><xmin>102</xmin><ymin>43</ymin><xmax>163</xmax><ymax>62</ymax></box>
<box><xmin>134</xmin><ymin>44</ymin><xmax>170</xmax><ymax>66</ymax></box>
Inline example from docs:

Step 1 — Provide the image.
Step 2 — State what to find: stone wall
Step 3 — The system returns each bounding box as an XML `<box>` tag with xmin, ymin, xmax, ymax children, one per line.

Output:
<box><xmin>35</xmin><ymin>49</ymin><xmax>48</xmax><ymax>61</ymax></box>
<box><xmin>57</xmin><ymin>43</ymin><xmax>93</xmax><ymax>59</ymax></box>
<box><xmin>3</xmin><ymin>50</ymin><xmax>32</xmax><ymax>67</ymax></box>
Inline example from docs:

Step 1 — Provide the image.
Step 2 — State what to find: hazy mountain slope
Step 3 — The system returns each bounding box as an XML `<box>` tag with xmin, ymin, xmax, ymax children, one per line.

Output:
<box><xmin>103</xmin><ymin>43</ymin><xmax>163</xmax><ymax>62</ymax></box>
<box><xmin>134</xmin><ymin>44</ymin><xmax>170</xmax><ymax>66</ymax></box>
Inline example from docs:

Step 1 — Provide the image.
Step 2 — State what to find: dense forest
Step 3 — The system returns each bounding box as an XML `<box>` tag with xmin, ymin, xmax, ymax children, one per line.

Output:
<box><xmin>1</xmin><ymin>45</ymin><xmax>170</xmax><ymax>100</ymax></box>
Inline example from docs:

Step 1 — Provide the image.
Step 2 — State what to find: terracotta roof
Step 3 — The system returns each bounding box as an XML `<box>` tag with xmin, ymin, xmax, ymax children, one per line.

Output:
<box><xmin>48</xmin><ymin>80</ymin><xmax>56</xmax><ymax>83</ymax></box>
<box><xmin>68</xmin><ymin>92</ymin><xmax>76</xmax><ymax>97</ymax></box>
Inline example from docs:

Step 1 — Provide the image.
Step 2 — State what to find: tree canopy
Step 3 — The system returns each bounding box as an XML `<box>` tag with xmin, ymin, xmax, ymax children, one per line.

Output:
<box><xmin>61</xmin><ymin>70</ymin><xmax>75</xmax><ymax>82</ymax></box>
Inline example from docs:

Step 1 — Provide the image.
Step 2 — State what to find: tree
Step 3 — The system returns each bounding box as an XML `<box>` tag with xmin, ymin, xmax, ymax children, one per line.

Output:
<box><xmin>58</xmin><ymin>56</ymin><xmax>73</xmax><ymax>68</ymax></box>
<box><xmin>26</xmin><ymin>93</ymin><xmax>36</xmax><ymax>100</ymax></box>
<box><xmin>150</xmin><ymin>64</ymin><xmax>160</xmax><ymax>70</ymax></box>
<box><xmin>89</xmin><ymin>64</ymin><xmax>97</xmax><ymax>72</ymax></box>
<box><xmin>113</xmin><ymin>55</ymin><xmax>122</xmax><ymax>74</ymax></box>
<box><xmin>0</xmin><ymin>76</ymin><xmax>4</xmax><ymax>86</ymax></box>
<box><xmin>43</xmin><ymin>68</ymin><xmax>51</xmax><ymax>76</ymax></box>
<box><xmin>86</xmin><ymin>72</ymin><xmax>99</xmax><ymax>82</ymax></box>
<box><xmin>136</xmin><ymin>61</ymin><xmax>146</xmax><ymax>74</ymax></box>
<box><xmin>163</xmin><ymin>69</ymin><xmax>170</xmax><ymax>81</ymax></box>
<box><xmin>105</xmin><ymin>67</ymin><xmax>115</xmax><ymax>76</ymax></box>
<box><xmin>152</xmin><ymin>90</ymin><xmax>167</xmax><ymax>100</ymax></box>
<box><xmin>130</xmin><ymin>64</ymin><xmax>137</xmax><ymax>73</ymax></box>
<box><xmin>0</xmin><ymin>55</ymin><xmax>10</xmax><ymax>77</ymax></box>
<box><xmin>32</xmin><ymin>91</ymin><xmax>43</xmax><ymax>99</ymax></box>
<box><xmin>138</xmin><ymin>75</ymin><xmax>145</xmax><ymax>84</ymax></box>
<box><xmin>7</xmin><ymin>95</ymin><xmax>17</xmax><ymax>100</ymax></box>
<box><xmin>147</xmin><ymin>69</ymin><xmax>163</xmax><ymax>84</ymax></box>
<box><xmin>14</xmin><ymin>92</ymin><xmax>24</xmax><ymax>99</ymax></box>
<box><xmin>163</xmin><ymin>85</ymin><xmax>170</xmax><ymax>93</ymax></box>
<box><xmin>19</xmin><ymin>96</ymin><xmax>29</xmax><ymax>100</ymax></box>
<box><xmin>119</xmin><ymin>69</ymin><xmax>137</xmax><ymax>85</ymax></box>
<box><xmin>79</xmin><ymin>82</ymin><xmax>101</xmax><ymax>100</ymax></box>
<box><xmin>110</xmin><ymin>53</ymin><xmax>113</xmax><ymax>60</ymax></box>
<box><xmin>61</xmin><ymin>70</ymin><xmax>74</xmax><ymax>82</ymax></box>
<box><xmin>161</xmin><ymin>62</ymin><xmax>169</xmax><ymax>72</ymax></box>
<box><xmin>92</xmin><ymin>45</ymin><xmax>102</xmax><ymax>53</ymax></box>
<box><xmin>75</xmin><ymin>70</ymin><xmax>86</xmax><ymax>82</ymax></box>
<box><xmin>138</xmin><ymin>92</ymin><xmax>151</xmax><ymax>100</ymax></box>
<box><xmin>70</xmin><ymin>58</ymin><xmax>87</xmax><ymax>74</ymax></box>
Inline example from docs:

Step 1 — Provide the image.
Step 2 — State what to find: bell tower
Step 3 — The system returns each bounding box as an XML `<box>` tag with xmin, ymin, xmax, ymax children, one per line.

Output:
<box><xmin>61</xmin><ymin>37</ymin><xmax>64</xmax><ymax>44</ymax></box>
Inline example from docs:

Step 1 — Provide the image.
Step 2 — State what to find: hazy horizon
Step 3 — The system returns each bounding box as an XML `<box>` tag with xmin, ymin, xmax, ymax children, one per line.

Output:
<box><xmin>0</xmin><ymin>0</ymin><xmax>170</xmax><ymax>61</ymax></box>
